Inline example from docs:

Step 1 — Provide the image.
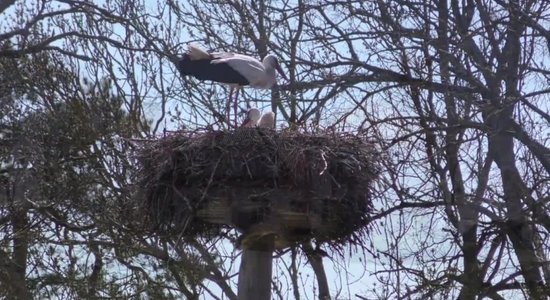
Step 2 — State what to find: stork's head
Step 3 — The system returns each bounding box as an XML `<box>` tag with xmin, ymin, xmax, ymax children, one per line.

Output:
<box><xmin>263</xmin><ymin>55</ymin><xmax>288</xmax><ymax>81</ymax></box>
<box><xmin>241</xmin><ymin>108</ymin><xmax>262</xmax><ymax>127</ymax></box>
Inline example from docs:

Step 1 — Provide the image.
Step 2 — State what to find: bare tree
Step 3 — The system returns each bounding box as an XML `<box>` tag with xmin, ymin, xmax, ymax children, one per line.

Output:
<box><xmin>292</xmin><ymin>0</ymin><xmax>550</xmax><ymax>299</ymax></box>
<box><xmin>0</xmin><ymin>1</ymin><xmax>214</xmax><ymax>298</ymax></box>
<box><xmin>174</xmin><ymin>0</ymin><xmax>550</xmax><ymax>298</ymax></box>
<box><xmin>2</xmin><ymin>0</ymin><xmax>550</xmax><ymax>299</ymax></box>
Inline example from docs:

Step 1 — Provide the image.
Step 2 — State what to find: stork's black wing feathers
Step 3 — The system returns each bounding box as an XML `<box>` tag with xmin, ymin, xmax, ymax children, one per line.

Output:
<box><xmin>177</xmin><ymin>54</ymin><xmax>250</xmax><ymax>86</ymax></box>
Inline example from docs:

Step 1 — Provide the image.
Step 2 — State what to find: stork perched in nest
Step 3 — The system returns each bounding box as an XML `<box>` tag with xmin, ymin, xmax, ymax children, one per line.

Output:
<box><xmin>241</xmin><ymin>108</ymin><xmax>275</xmax><ymax>129</ymax></box>
<box><xmin>241</xmin><ymin>108</ymin><xmax>261</xmax><ymax>128</ymax></box>
<box><xmin>177</xmin><ymin>45</ymin><xmax>287</xmax><ymax>128</ymax></box>
<box><xmin>258</xmin><ymin>112</ymin><xmax>275</xmax><ymax>129</ymax></box>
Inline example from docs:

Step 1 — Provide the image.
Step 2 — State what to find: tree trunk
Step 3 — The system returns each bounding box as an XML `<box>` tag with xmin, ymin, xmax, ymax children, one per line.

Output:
<box><xmin>303</xmin><ymin>242</ymin><xmax>330</xmax><ymax>300</ymax></box>
<box><xmin>238</xmin><ymin>238</ymin><xmax>274</xmax><ymax>300</ymax></box>
<box><xmin>10</xmin><ymin>208</ymin><xmax>31</xmax><ymax>300</ymax></box>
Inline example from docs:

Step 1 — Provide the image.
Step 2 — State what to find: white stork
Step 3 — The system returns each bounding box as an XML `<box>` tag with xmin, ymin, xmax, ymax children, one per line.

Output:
<box><xmin>177</xmin><ymin>45</ymin><xmax>287</xmax><ymax>127</ymax></box>
<box><xmin>258</xmin><ymin>111</ymin><xmax>275</xmax><ymax>129</ymax></box>
<box><xmin>240</xmin><ymin>108</ymin><xmax>261</xmax><ymax>127</ymax></box>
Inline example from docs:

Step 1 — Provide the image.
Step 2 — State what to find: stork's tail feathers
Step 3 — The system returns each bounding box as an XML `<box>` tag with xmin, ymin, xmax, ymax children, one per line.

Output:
<box><xmin>187</xmin><ymin>44</ymin><xmax>211</xmax><ymax>60</ymax></box>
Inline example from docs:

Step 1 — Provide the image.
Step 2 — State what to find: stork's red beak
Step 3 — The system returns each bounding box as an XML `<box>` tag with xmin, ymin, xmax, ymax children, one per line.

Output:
<box><xmin>275</xmin><ymin>61</ymin><xmax>288</xmax><ymax>81</ymax></box>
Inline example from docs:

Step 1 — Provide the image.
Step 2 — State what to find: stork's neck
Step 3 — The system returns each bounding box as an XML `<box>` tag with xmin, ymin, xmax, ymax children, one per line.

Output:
<box><xmin>259</xmin><ymin>56</ymin><xmax>278</xmax><ymax>88</ymax></box>
<box><xmin>263</xmin><ymin>60</ymin><xmax>274</xmax><ymax>70</ymax></box>
<box><xmin>265</xmin><ymin>68</ymin><xmax>277</xmax><ymax>88</ymax></box>
<box><xmin>265</xmin><ymin>65</ymin><xmax>276</xmax><ymax>75</ymax></box>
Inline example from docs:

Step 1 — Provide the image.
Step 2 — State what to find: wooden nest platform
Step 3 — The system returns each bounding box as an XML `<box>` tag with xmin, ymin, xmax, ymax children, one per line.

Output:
<box><xmin>138</xmin><ymin>129</ymin><xmax>381</xmax><ymax>250</ymax></box>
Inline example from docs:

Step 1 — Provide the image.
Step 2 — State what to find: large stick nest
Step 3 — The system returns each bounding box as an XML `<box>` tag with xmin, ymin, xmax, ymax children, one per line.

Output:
<box><xmin>138</xmin><ymin>128</ymin><xmax>381</xmax><ymax>249</ymax></box>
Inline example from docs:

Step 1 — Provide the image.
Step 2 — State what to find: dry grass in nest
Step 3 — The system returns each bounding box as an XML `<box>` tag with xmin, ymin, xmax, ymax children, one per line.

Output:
<box><xmin>137</xmin><ymin>128</ymin><xmax>381</xmax><ymax>249</ymax></box>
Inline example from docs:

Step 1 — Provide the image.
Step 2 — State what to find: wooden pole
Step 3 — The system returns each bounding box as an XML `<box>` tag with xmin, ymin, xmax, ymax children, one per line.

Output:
<box><xmin>237</xmin><ymin>235</ymin><xmax>274</xmax><ymax>300</ymax></box>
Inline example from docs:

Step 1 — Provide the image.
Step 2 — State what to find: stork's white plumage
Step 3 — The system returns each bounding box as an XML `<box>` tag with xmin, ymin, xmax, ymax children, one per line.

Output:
<box><xmin>241</xmin><ymin>108</ymin><xmax>261</xmax><ymax>127</ymax></box>
<box><xmin>182</xmin><ymin>45</ymin><xmax>287</xmax><ymax>88</ymax></box>
<box><xmin>258</xmin><ymin>112</ymin><xmax>275</xmax><ymax>129</ymax></box>
<box><xmin>177</xmin><ymin>44</ymin><xmax>287</xmax><ymax>128</ymax></box>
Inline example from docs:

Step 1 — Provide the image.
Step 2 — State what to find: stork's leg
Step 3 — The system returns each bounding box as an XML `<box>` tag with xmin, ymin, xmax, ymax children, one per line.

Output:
<box><xmin>226</xmin><ymin>87</ymin><xmax>234</xmax><ymax>128</ymax></box>
<box><xmin>234</xmin><ymin>88</ymin><xmax>240</xmax><ymax>128</ymax></box>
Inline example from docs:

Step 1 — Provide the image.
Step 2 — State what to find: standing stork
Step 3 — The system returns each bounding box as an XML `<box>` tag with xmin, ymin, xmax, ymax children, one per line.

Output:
<box><xmin>177</xmin><ymin>45</ymin><xmax>287</xmax><ymax>127</ymax></box>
